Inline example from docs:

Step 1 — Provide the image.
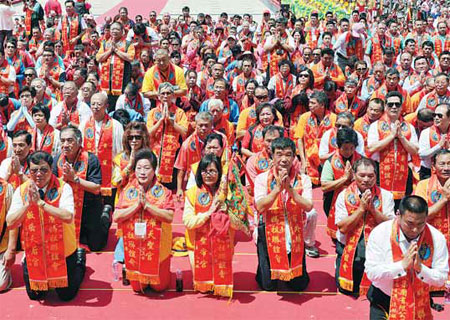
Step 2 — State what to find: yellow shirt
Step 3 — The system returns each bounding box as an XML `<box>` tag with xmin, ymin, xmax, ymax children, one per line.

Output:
<box><xmin>142</xmin><ymin>64</ymin><xmax>187</xmax><ymax>94</ymax></box>
<box><xmin>0</xmin><ymin>182</ymin><xmax>13</xmax><ymax>253</ymax></box>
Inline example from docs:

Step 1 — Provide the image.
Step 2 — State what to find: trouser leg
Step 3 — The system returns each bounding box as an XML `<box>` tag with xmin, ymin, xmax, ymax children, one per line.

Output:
<box><xmin>82</xmin><ymin>199</ymin><xmax>109</xmax><ymax>251</ymax></box>
<box><xmin>55</xmin><ymin>250</ymin><xmax>85</xmax><ymax>301</ymax></box>
<box><xmin>0</xmin><ymin>251</ymin><xmax>12</xmax><ymax>292</ymax></box>
<box><xmin>367</xmin><ymin>285</ymin><xmax>390</xmax><ymax>320</ymax></box>
<box><xmin>150</xmin><ymin>257</ymin><xmax>171</xmax><ymax>292</ymax></box>
<box><xmin>304</xmin><ymin>209</ymin><xmax>317</xmax><ymax>247</ymax></box>
<box><xmin>286</xmin><ymin>252</ymin><xmax>309</xmax><ymax>291</ymax></box>
<box><xmin>255</xmin><ymin>222</ymin><xmax>277</xmax><ymax>291</ymax></box>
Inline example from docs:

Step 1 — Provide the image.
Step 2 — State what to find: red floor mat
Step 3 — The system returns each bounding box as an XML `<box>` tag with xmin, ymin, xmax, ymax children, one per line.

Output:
<box><xmin>1</xmin><ymin>189</ymin><xmax>449</xmax><ymax>319</ymax></box>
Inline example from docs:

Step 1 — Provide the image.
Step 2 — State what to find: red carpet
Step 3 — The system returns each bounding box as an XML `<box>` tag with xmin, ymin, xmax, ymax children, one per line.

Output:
<box><xmin>1</xmin><ymin>189</ymin><xmax>449</xmax><ymax>319</ymax></box>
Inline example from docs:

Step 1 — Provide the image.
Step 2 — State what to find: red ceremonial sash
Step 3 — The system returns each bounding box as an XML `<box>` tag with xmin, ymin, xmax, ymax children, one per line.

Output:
<box><xmin>248</xmin><ymin>124</ymin><xmax>265</xmax><ymax>154</ymax></box>
<box><xmin>265</xmin><ymin>169</ymin><xmax>305</xmax><ymax>281</ymax></box>
<box><xmin>275</xmin><ymin>73</ymin><xmax>294</xmax><ymax>100</ymax></box>
<box><xmin>425</xmin><ymin>175</ymin><xmax>450</xmax><ymax>290</ymax></box>
<box><xmin>56</xmin><ymin>151</ymin><xmax>88</xmax><ymax>243</ymax></box>
<box><xmin>20</xmin><ymin>176</ymin><xmax>68</xmax><ymax>291</ymax></box>
<box><xmin>125</xmin><ymin>94</ymin><xmax>144</xmax><ymax>116</ymax></box>
<box><xmin>377</xmin><ymin>115</ymin><xmax>411</xmax><ymax>199</ymax></box>
<box><xmin>304</xmin><ymin>111</ymin><xmax>334</xmax><ymax>185</ymax></box>
<box><xmin>25</xmin><ymin>8</ymin><xmax>32</xmax><ymax>36</ymax></box>
<box><xmin>61</xmin><ymin>15</ymin><xmax>80</xmax><ymax>55</ymax></box>
<box><xmin>328</xmin><ymin>151</ymin><xmax>361</xmax><ymax>238</ymax></box>
<box><xmin>425</xmin><ymin>90</ymin><xmax>450</xmax><ymax>111</ymax></box>
<box><xmin>193</xmin><ymin>186</ymin><xmax>233</xmax><ymax>297</ymax></box>
<box><xmin>31</xmin><ymin>125</ymin><xmax>55</xmax><ymax>154</ymax></box>
<box><xmin>118</xmin><ymin>178</ymin><xmax>167</xmax><ymax>285</ymax></box>
<box><xmin>152</xmin><ymin>63</ymin><xmax>177</xmax><ymax>92</ymax></box>
<box><xmin>57</xmin><ymin>100</ymin><xmax>80</xmax><ymax>126</ymax></box>
<box><xmin>334</xmin><ymin>93</ymin><xmax>364</xmax><ymax>117</ymax></box>
<box><xmin>345</xmin><ymin>32</ymin><xmax>364</xmax><ymax>60</ymax></box>
<box><xmin>83</xmin><ymin>116</ymin><xmax>113</xmax><ymax>195</ymax></box>
<box><xmin>0</xmin><ymin>59</ymin><xmax>11</xmax><ymax>94</ymax></box>
<box><xmin>338</xmin><ymin>182</ymin><xmax>381</xmax><ymax>295</ymax></box>
<box><xmin>99</xmin><ymin>39</ymin><xmax>127</xmax><ymax>96</ymax></box>
<box><xmin>0</xmin><ymin>128</ymin><xmax>8</xmax><ymax>162</ymax></box>
<box><xmin>389</xmin><ymin>219</ymin><xmax>433</xmax><ymax>320</ymax></box>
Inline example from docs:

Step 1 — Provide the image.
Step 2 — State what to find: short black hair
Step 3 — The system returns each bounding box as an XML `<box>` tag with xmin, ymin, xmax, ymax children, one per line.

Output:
<box><xmin>12</xmin><ymin>130</ymin><xmax>32</xmax><ymax>145</ymax></box>
<box><xmin>385</xmin><ymin>90</ymin><xmax>403</xmax><ymax>104</ymax></box>
<box><xmin>255</xmin><ymin>102</ymin><xmax>278</xmax><ymax>125</ymax></box>
<box><xmin>310</xmin><ymin>90</ymin><xmax>329</xmax><ymax>107</ymax></box>
<box><xmin>321</xmin><ymin>47</ymin><xmax>334</xmax><ymax>57</ymax></box>
<box><xmin>19</xmin><ymin>86</ymin><xmax>36</xmax><ymax>98</ymax></box>
<box><xmin>204</xmin><ymin>133</ymin><xmax>224</xmax><ymax>150</ymax></box>
<box><xmin>133</xmin><ymin>148</ymin><xmax>157</xmax><ymax>171</ymax></box>
<box><xmin>195</xmin><ymin>154</ymin><xmax>222</xmax><ymax>189</ymax></box>
<box><xmin>31</xmin><ymin>103</ymin><xmax>50</xmax><ymax>122</ymax></box>
<box><xmin>399</xmin><ymin>195</ymin><xmax>428</xmax><ymax>216</ymax></box>
<box><xmin>262</xmin><ymin>125</ymin><xmax>284</xmax><ymax>139</ymax></box>
<box><xmin>336</xmin><ymin>127</ymin><xmax>358</xmax><ymax>148</ymax></box>
<box><xmin>417</xmin><ymin>108</ymin><xmax>434</xmax><ymax>123</ymax></box>
<box><xmin>60</xmin><ymin>125</ymin><xmax>83</xmax><ymax>144</ymax></box>
<box><xmin>432</xmin><ymin>148</ymin><xmax>450</xmax><ymax>164</ymax></box>
<box><xmin>28</xmin><ymin>151</ymin><xmax>53</xmax><ymax>168</ymax></box>
<box><xmin>386</xmin><ymin>68</ymin><xmax>400</xmax><ymax>77</ymax></box>
<box><xmin>271</xmin><ymin>137</ymin><xmax>296</xmax><ymax>154</ymax></box>
<box><xmin>353</xmin><ymin>157</ymin><xmax>376</xmax><ymax>173</ymax></box>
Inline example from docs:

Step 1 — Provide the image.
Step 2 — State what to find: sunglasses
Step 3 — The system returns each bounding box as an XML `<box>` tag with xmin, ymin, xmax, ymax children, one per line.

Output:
<box><xmin>387</xmin><ymin>102</ymin><xmax>401</xmax><ymax>108</ymax></box>
<box><xmin>255</xmin><ymin>95</ymin><xmax>268</xmax><ymax>99</ymax></box>
<box><xmin>356</xmin><ymin>68</ymin><xmax>367</xmax><ymax>71</ymax></box>
<box><xmin>128</xmin><ymin>135</ymin><xmax>143</xmax><ymax>141</ymax></box>
<box><xmin>299</xmin><ymin>73</ymin><xmax>309</xmax><ymax>78</ymax></box>
<box><xmin>432</xmin><ymin>113</ymin><xmax>444</xmax><ymax>119</ymax></box>
<box><xmin>24</xmin><ymin>73</ymin><xmax>35</xmax><ymax>77</ymax></box>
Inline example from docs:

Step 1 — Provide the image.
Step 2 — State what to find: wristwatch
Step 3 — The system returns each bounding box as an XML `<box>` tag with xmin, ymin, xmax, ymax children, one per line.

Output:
<box><xmin>38</xmin><ymin>200</ymin><xmax>46</xmax><ymax>208</ymax></box>
<box><xmin>74</xmin><ymin>176</ymin><xmax>80</xmax><ymax>184</ymax></box>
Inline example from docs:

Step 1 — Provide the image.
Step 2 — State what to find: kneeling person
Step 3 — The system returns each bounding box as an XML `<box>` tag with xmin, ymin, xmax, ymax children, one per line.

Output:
<box><xmin>254</xmin><ymin>137</ymin><xmax>313</xmax><ymax>291</ymax></box>
<box><xmin>6</xmin><ymin>151</ymin><xmax>84</xmax><ymax>301</ymax></box>
<box><xmin>114</xmin><ymin>149</ymin><xmax>174</xmax><ymax>293</ymax></box>
<box><xmin>335</xmin><ymin>158</ymin><xmax>394</xmax><ymax>296</ymax></box>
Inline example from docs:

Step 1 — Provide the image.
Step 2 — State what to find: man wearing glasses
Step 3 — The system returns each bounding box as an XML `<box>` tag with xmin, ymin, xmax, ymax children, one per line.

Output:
<box><xmin>417</xmin><ymin>73</ymin><xmax>450</xmax><ymax>112</ymax></box>
<box><xmin>367</xmin><ymin>91</ymin><xmax>419</xmax><ymax>210</ymax></box>
<box><xmin>7</xmin><ymin>151</ymin><xmax>85</xmax><ymax>301</ymax></box>
<box><xmin>418</xmin><ymin>104</ymin><xmax>450</xmax><ymax>180</ymax></box>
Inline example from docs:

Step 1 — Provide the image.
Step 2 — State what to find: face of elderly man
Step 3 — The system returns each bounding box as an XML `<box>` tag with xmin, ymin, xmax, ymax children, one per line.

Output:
<box><xmin>91</xmin><ymin>93</ymin><xmax>108</xmax><ymax>121</ymax></box>
<box><xmin>158</xmin><ymin>84</ymin><xmax>175</xmax><ymax>105</ymax></box>
<box><xmin>208</xmin><ymin>101</ymin><xmax>224</xmax><ymax>125</ymax></box>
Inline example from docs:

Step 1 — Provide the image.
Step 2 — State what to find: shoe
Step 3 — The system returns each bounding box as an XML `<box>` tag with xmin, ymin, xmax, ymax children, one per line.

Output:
<box><xmin>305</xmin><ymin>246</ymin><xmax>320</xmax><ymax>258</ymax></box>
<box><xmin>101</xmin><ymin>205</ymin><xmax>112</xmax><ymax>231</ymax></box>
<box><xmin>76</xmin><ymin>248</ymin><xmax>86</xmax><ymax>266</ymax></box>
<box><xmin>122</xmin><ymin>266</ymin><xmax>130</xmax><ymax>286</ymax></box>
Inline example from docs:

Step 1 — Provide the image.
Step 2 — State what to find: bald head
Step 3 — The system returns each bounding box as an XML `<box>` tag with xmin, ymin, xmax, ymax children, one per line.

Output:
<box><xmin>91</xmin><ymin>92</ymin><xmax>109</xmax><ymax>121</ymax></box>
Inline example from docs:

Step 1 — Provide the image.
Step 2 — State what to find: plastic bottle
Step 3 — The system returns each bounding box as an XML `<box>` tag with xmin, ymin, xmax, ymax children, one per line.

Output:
<box><xmin>176</xmin><ymin>269</ymin><xmax>183</xmax><ymax>292</ymax></box>
<box><xmin>112</xmin><ymin>260</ymin><xmax>120</xmax><ymax>281</ymax></box>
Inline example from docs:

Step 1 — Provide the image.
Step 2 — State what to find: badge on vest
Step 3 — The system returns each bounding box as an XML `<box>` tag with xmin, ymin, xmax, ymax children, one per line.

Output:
<box><xmin>134</xmin><ymin>222</ymin><xmax>147</xmax><ymax>238</ymax></box>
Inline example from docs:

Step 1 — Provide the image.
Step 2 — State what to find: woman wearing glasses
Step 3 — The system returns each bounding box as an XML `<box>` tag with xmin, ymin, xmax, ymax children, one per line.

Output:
<box><xmin>112</xmin><ymin>121</ymin><xmax>151</xmax><ymax>272</ymax></box>
<box><xmin>114</xmin><ymin>149</ymin><xmax>174</xmax><ymax>293</ymax></box>
<box><xmin>183</xmin><ymin>154</ymin><xmax>234</xmax><ymax>297</ymax></box>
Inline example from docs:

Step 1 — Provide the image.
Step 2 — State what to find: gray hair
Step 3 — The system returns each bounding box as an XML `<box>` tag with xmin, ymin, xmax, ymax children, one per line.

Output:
<box><xmin>158</xmin><ymin>82</ymin><xmax>175</xmax><ymax>93</ymax></box>
<box><xmin>337</xmin><ymin>111</ymin><xmax>355</xmax><ymax>126</ymax></box>
<box><xmin>60</xmin><ymin>125</ymin><xmax>83</xmax><ymax>145</ymax></box>
<box><xmin>195</xmin><ymin>111</ymin><xmax>213</xmax><ymax>122</ymax></box>
<box><xmin>31</xmin><ymin>78</ymin><xmax>47</xmax><ymax>88</ymax></box>
<box><xmin>207</xmin><ymin>99</ymin><xmax>224</xmax><ymax>110</ymax></box>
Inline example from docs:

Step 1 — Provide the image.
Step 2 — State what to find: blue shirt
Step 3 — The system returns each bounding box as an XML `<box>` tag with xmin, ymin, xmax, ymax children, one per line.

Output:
<box><xmin>200</xmin><ymin>98</ymin><xmax>240</xmax><ymax>124</ymax></box>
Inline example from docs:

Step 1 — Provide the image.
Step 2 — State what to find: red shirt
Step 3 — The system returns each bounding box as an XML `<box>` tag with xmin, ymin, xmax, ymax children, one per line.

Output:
<box><xmin>44</xmin><ymin>0</ymin><xmax>62</xmax><ymax>16</ymax></box>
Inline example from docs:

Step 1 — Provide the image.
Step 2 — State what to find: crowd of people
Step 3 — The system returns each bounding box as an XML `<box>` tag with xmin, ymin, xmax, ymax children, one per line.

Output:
<box><xmin>0</xmin><ymin>0</ymin><xmax>449</xmax><ymax>318</ymax></box>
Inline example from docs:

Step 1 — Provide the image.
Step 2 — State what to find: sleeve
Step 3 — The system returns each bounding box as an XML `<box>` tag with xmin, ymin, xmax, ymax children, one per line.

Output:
<box><xmin>418</xmin><ymin>129</ymin><xmax>441</xmax><ymax>160</ymax></box>
<box><xmin>318</xmin><ymin>130</ymin><xmax>330</xmax><ymax>159</ymax></box>
<box><xmin>95</xmin><ymin>41</ymin><xmax>106</xmax><ymax>61</ymax></box>
<box><xmin>241</xmin><ymin>129</ymin><xmax>251</xmax><ymax>150</ymax></box>
<box><xmin>367</xmin><ymin>122</ymin><xmax>379</xmax><ymax>149</ymax></box>
<box><xmin>182</xmin><ymin>189</ymin><xmax>210</xmax><ymax>229</ymax></box>
<box><xmin>229</xmin><ymin>100</ymin><xmax>240</xmax><ymax>124</ymax></box>
<box><xmin>294</xmin><ymin>114</ymin><xmax>307</xmax><ymax>139</ymax></box>
<box><xmin>115</xmin><ymin>95</ymin><xmax>125</xmax><ymax>110</ymax></box>
<box><xmin>381</xmin><ymin>190</ymin><xmax>396</xmax><ymax>219</ymax></box>
<box><xmin>141</xmin><ymin>69</ymin><xmax>155</xmax><ymax>94</ymax></box>
<box><xmin>126</xmin><ymin>43</ymin><xmax>136</xmax><ymax>61</ymax></box>
<box><xmin>6</xmin><ymin>188</ymin><xmax>24</xmax><ymax>220</ymax></box>
<box><xmin>416</xmin><ymin>229</ymin><xmax>449</xmax><ymax>287</ymax></box>
<box><xmin>174</xmin><ymin>142</ymin><xmax>188</xmax><ymax>170</ymax></box>
<box><xmin>320</xmin><ymin>160</ymin><xmax>335</xmax><ymax>183</ymax></box>
<box><xmin>413</xmin><ymin>180</ymin><xmax>428</xmax><ymax>200</ymax></box>
<box><xmin>0</xmin><ymin>158</ymin><xmax>10</xmax><ymax>180</ymax></box>
<box><xmin>60</xmin><ymin>183</ymin><xmax>74</xmax><ymax>215</ymax></box>
<box><xmin>254</xmin><ymin>172</ymin><xmax>268</xmax><ymax>205</ymax></box>
<box><xmin>365</xmin><ymin>224</ymin><xmax>407</xmax><ymax>283</ymax></box>
<box><xmin>52</xmin><ymin>154</ymin><xmax>61</xmax><ymax>176</ymax></box>
<box><xmin>408</xmin><ymin>124</ymin><xmax>419</xmax><ymax>146</ymax></box>
<box><xmin>176</xmin><ymin>109</ymin><xmax>188</xmax><ymax>130</ymax></box>
<box><xmin>113</xmin><ymin>121</ymin><xmax>124</xmax><ymax>157</ymax></box>
<box><xmin>267</xmin><ymin>76</ymin><xmax>276</xmax><ymax>91</ymax></box>
<box><xmin>300</xmin><ymin>174</ymin><xmax>312</xmax><ymax>200</ymax></box>
<box><xmin>334</xmin><ymin>190</ymin><xmax>349</xmax><ymax>225</ymax></box>
<box><xmin>236</xmin><ymin>108</ymin><xmax>249</xmax><ymax>134</ymax></box>
<box><xmin>87</xmin><ymin>153</ymin><xmax>102</xmax><ymax>185</ymax></box>
<box><xmin>356</xmin><ymin>132</ymin><xmax>366</xmax><ymax>156</ymax></box>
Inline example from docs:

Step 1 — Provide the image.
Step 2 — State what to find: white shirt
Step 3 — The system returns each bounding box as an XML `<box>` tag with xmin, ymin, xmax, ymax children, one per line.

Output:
<box><xmin>126</xmin><ymin>27</ymin><xmax>160</xmax><ymax>42</ymax></box>
<box><xmin>333</xmin><ymin>32</ymin><xmax>365</xmax><ymax>60</ymax></box>
<box><xmin>78</xmin><ymin>117</ymin><xmax>124</xmax><ymax>158</ymax></box>
<box><xmin>367</xmin><ymin>120</ymin><xmax>419</xmax><ymax>162</ymax></box>
<box><xmin>264</xmin><ymin>34</ymin><xmax>295</xmax><ymax>51</ymax></box>
<box><xmin>8</xmin><ymin>182</ymin><xmax>75</xmax><ymax>222</ymax></box>
<box><xmin>335</xmin><ymin>187</ymin><xmax>395</xmax><ymax>244</ymax></box>
<box><xmin>318</xmin><ymin>128</ymin><xmax>366</xmax><ymax>160</ymax></box>
<box><xmin>365</xmin><ymin>219</ymin><xmax>449</xmax><ymax>296</ymax></box>
<box><xmin>418</xmin><ymin>127</ymin><xmax>444</xmax><ymax>169</ymax></box>
<box><xmin>416</xmin><ymin>91</ymin><xmax>450</xmax><ymax>112</ymax></box>
<box><xmin>0</xmin><ymin>4</ymin><xmax>15</xmax><ymax>31</ymax></box>
<box><xmin>115</xmin><ymin>93</ymin><xmax>151</xmax><ymax>118</ymax></box>
<box><xmin>49</xmin><ymin>100</ymin><xmax>92</xmax><ymax>128</ymax></box>
<box><xmin>254</xmin><ymin>171</ymin><xmax>312</xmax><ymax>254</ymax></box>
<box><xmin>6</xmin><ymin>106</ymin><xmax>35</xmax><ymax>132</ymax></box>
